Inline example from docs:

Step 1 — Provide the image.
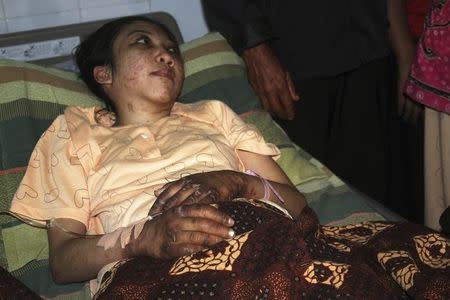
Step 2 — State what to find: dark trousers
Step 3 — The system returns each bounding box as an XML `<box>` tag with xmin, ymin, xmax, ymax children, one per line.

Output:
<box><xmin>276</xmin><ymin>57</ymin><xmax>424</xmax><ymax>222</ymax></box>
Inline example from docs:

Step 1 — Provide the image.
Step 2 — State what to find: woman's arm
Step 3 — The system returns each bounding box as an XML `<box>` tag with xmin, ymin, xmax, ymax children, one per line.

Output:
<box><xmin>150</xmin><ymin>152</ymin><xmax>307</xmax><ymax>219</ymax></box>
<box><xmin>236</xmin><ymin>150</ymin><xmax>307</xmax><ymax>218</ymax></box>
<box><xmin>48</xmin><ymin>205</ymin><xmax>235</xmax><ymax>283</ymax></box>
<box><xmin>47</xmin><ymin>218</ymin><xmax>123</xmax><ymax>283</ymax></box>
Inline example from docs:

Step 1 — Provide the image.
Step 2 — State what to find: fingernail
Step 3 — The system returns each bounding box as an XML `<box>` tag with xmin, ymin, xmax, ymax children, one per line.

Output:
<box><xmin>227</xmin><ymin>217</ymin><xmax>235</xmax><ymax>226</ymax></box>
<box><xmin>192</xmin><ymin>184</ymin><xmax>201</xmax><ymax>189</ymax></box>
<box><xmin>228</xmin><ymin>229</ymin><xmax>235</xmax><ymax>238</ymax></box>
<box><xmin>153</xmin><ymin>198</ymin><xmax>165</xmax><ymax>208</ymax></box>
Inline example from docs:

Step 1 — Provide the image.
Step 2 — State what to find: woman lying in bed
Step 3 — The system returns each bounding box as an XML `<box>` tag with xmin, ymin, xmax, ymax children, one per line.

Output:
<box><xmin>10</xmin><ymin>16</ymin><xmax>449</xmax><ymax>299</ymax></box>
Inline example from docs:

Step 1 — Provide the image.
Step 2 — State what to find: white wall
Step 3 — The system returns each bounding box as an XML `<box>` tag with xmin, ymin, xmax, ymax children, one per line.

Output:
<box><xmin>0</xmin><ymin>0</ymin><xmax>209</xmax><ymax>42</ymax></box>
<box><xmin>150</xmin><ymin>0</ymin><xmax>208</xmax><ymax>42</ymax></box>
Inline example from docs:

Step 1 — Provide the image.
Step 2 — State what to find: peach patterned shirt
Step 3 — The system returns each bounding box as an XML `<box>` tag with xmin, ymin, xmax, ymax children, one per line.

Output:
<box><xmin>10</xmin><ymin>100</ymin><xmax>279</xmax><ymax>234</ymax></box>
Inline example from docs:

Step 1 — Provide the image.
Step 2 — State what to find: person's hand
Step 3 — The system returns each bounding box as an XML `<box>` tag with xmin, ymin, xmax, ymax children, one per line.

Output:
<box><xmin>133</xmin><ymin>204</ymin><xmax>235</xmax><ymax>258</ymax></box>
<box><xmin>150</xmin><ymin>171</ymin><xmax>246</xmax><ymax>215</ymax></box>
<box><xmin>242</xmin><ymin>43</ymin><xmax>299</xmax><ymax>120</ymax></box>
<box><xmin>398</xmin><ymin>64</ymin><xmax>423</xmax><ymax>124</ymax></box>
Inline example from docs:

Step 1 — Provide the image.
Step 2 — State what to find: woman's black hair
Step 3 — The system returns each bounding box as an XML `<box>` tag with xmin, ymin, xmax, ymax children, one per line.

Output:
<box><xmin>74</xmin><ymin>15</ymin><xmax>179</xmax><ymax>111</ymax></box>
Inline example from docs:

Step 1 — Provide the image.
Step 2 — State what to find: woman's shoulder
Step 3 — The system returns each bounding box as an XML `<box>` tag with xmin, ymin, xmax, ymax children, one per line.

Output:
<box><xmin>39</xmin><ymin>106</ymin><xmax>97</xmax><ymax>135</ymax></box>
<box><xmin>63</xmin><ymin>105</ymin><xmax>113</xmax><ymax>126</ymax></box>
<box><xmin>173</xmin><ymin>100</ymin><xmax>233</xmax><ymax>116</ymax></box>
<box><xmin>64</xmin><ymin>105</ymin><xmax>99</xmax><ymax>119</ymax></box>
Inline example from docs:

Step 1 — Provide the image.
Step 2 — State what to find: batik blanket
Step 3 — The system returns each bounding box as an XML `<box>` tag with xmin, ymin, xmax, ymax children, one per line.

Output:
<box><xmin>95</xmin><ymin>201</ymin><xmax>450</xmax><ymax>299</ymax></box>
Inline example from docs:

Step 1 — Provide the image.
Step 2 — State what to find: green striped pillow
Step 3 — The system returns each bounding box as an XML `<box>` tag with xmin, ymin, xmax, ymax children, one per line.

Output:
<box><xmin>0</xmin><ymin>59</ymin><xmax>97</xmax><ymax>298</ymax></box>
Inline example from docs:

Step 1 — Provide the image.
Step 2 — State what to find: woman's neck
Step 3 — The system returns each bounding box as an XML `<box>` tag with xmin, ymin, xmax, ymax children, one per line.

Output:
<box><xmin>114</xmin><ymin>102</ymin><xmax>173</xmax><ymax>127</ymax></box>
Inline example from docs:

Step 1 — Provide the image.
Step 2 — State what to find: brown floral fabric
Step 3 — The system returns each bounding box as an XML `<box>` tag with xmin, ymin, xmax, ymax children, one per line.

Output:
<box><xmin>95</xmin><ymin>201</ymin><xmax>450</xmax><ymax>299</ymax></box>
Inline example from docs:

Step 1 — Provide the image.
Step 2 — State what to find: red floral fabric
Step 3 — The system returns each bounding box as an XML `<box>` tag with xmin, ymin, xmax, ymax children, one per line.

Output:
<box><xmin>405</xmin><ymin>0</ymin><xmax>450</xmax><ymax>113</ymax></box>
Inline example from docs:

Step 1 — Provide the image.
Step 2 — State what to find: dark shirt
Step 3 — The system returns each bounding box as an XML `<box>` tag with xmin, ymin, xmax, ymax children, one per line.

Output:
<box><xmin>202</xmin><ymin>0</ymin><xmax>392</xmax><ymax>79</ymax></box>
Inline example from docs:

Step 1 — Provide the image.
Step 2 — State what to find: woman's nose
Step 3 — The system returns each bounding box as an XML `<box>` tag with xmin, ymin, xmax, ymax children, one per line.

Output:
<box><xmin>156</xmin><ymin>49</ymin><xmax>175</xmax><ymax>67</ymax></box>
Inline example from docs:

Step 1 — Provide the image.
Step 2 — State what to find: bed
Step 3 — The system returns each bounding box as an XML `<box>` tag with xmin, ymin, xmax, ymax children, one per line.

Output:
<box><xmin>0</xmin><ymin>11</ymin><xmax>423</xmax><ymax>299</ymax></box>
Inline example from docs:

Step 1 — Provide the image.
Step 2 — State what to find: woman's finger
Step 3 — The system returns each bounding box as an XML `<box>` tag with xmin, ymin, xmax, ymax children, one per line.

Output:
<box><xmin>182</xmin><ymin>187</ymin><xmax>215</xmax><ymax>206</ymax></box>
<box><xmin>169</xmin><ymin>230</ymin><xmax>226</xmax><ymax>247</ymax></box>
<box><xmin>165</xmin><ymin>243</ymin><xmax>205</xmax><ymax>258</ymax></box>
<box><xmin>161</xmin><ymin>183</ymin><xmax>201</xmax><ymax>211</ymax></box>
<box><xmin>171</xmin><ymin>204</ymin><xmax>235</xmax><ymax>232</ymax></box>
<box><xmin>151</xmin><ymin>180</ymin><xmax>186</xmax><ymax>214</ymax></box>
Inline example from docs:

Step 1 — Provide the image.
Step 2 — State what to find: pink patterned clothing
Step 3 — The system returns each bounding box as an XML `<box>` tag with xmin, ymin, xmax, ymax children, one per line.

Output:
<box><xmin>404</xmin><ymin>0</ymin><xmax>450</xmax><ymax>114</ymax></box>
<box><xmin>10</xmin><ymin>100</ymin><xmax>279</xmax><ymax>235</ymax></box>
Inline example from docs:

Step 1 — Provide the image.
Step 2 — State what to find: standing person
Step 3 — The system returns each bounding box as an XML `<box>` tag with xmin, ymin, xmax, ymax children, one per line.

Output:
<box><xmin>202</xmin><ymin>0</ymin><xmax>417</xmax><ymax>215</ymax></box>
<box><xmin>404</xmin><ymin>0</ymin><xmax>450</xmax><ymax>231</ymax></box>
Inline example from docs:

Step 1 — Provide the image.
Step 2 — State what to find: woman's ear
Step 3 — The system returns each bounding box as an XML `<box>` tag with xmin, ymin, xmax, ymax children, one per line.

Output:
<box><xmin>93</xmin><ymin>66</ymin><xmax>112</xmax><ymax>85</ymax></box>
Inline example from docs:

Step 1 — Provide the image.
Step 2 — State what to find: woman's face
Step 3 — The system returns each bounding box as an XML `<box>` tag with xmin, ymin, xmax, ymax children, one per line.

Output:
<box><xmin>105</xmin><ymin>21</ymin><xmax>184</xmax><ymax>110</ymax></box>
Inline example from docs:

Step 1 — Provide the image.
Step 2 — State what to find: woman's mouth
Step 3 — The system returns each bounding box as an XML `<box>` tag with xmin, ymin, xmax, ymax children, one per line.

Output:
<box><xmin>151</xmin><ymin>69</ymin><xmax>174</xmax><ymax>81</ymax></box>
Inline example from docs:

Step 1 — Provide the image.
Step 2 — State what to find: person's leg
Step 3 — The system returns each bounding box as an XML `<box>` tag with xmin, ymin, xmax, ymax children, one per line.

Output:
<box><xmin>324</xmin><ymin>58</ymin><xmax>392</xmax><ymax>204</ymax></box>
<box><xmin>275</xmin><ymin>64</ymin><xmax>391</xmax><ymax>203</ymax></box>
<box><xmin>424</xmin><ymin>108</ymin><xmax>450</xmax><ymax>230</ymax></box>
<box><xmin>276</xmin><ymin>60</ymin><xmax>405</xmax><ymax>208</ymax></box>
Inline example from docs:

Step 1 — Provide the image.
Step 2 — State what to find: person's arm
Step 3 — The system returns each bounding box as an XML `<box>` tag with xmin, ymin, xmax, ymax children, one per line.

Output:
<box><xmin>237</xmin><ymin>150</ymin><xmax>307</xmax><ymax>218</ymax></box>
<box><xmin>242</xmin><ymin>43</ymin><xmax>299</xmax><ymax>120</ymax></box>
<box><xmin>388</xmin><ymin>0</ymin><xmax>422</xmax><ymax>123</ymax></box>
<box><xmin>48</xmin><ymin>205</ymin><xmax>235</xmax><ymax>283</ymax></box>
<box><xmin>149</xmin><ymin>101</ymin><xmax>306</xmax><ymax>218</ymax></box>
<box><xmin>48</xmin><ymin>218</ymin><xmax>122</xmax><ymax>283</ymax></box>
<box><xmin>202</xmin><ymin>0</ymin><xmax>299</xmax><ymax>120</ymax></box>
<box><xmin>201</xmin><ymin>0</ymin><xmax>273</xmax><ymax>54</ymax></box>
<box><xmin>150</xmin><ymin>166</ymin><xmax>306</xmax><ymax>219</ymax></box>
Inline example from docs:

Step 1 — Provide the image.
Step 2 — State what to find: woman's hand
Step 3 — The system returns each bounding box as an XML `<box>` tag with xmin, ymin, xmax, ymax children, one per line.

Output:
<box><xmin>150</xmin><ymin>170</ymin><xmax>246</xmax><ymax>215</ymax></box>
<box><xmin>132</xmin><ymin>204</ymin><xmax>235</xmax><ymax>259</ymax></box>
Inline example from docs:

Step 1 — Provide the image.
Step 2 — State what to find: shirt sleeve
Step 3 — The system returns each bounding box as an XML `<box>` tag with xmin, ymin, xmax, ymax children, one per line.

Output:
<box><xmin>10</xmin><ymin>114</ymin><xmax>91</xmax><ymax>227</ymax></box>
<box><xmin>208</xmin><ymin>100</ymin><xmax>280</xmax><ymax>159</ymax></box>
<box><xmin>202</xmin><ymin>0</ymin><xmax>274</xmax><ymax>54</ymax></box>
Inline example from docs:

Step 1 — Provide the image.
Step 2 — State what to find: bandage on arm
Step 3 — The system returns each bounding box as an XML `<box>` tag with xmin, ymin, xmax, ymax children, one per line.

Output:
<box><xmin>244</xmin><ymin>170</ymin><xmax>291</xmax><ymax>218</ymax></box>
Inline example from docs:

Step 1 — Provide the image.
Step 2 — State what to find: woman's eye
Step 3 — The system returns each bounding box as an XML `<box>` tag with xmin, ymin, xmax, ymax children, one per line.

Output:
<box><xmin>136</xmin><ymin>37</ymin><xmax>150</xmax><ymax>45</ymax></box>
<box><xmin>167</xmin><ymin>47</ymin><xmax>179</xmax><ymax>55</ymax></box>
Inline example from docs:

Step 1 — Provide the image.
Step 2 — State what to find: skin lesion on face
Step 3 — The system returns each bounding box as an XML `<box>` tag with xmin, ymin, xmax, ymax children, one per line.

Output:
<box><xmin>127</xmin><ymin>103</ymin><xmax>135</xmax><ymax>113</ymax></box>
